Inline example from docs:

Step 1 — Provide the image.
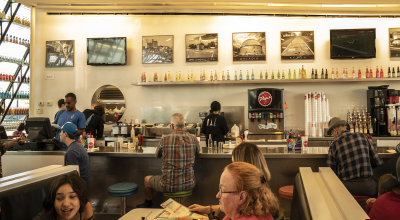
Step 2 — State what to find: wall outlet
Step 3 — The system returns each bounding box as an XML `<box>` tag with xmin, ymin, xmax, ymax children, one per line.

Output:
<box><xmin>45</xmin><ymin>73</ymin><xmax>54</xmax><ymax>80</ymax></box>
<box><xmin>38</xmin><ymin>101</ymin><xmax>44</xmax><ymax>106</ymax></box>
<box><xmin>46</xmin><ymin>100</ymin><xmax>53</xmax><ymax>106</ymax></box>
<box><xmin>36</xmin><ymin>108</ymin><xmax>43</xmax><ymax>114</ymax></box>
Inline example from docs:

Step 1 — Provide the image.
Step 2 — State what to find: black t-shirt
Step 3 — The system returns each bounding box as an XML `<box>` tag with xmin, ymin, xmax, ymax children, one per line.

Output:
<box><xmin>201</xmin><ymin>113</ymin><xmax>229</xmax><ymax>142</ymax></box>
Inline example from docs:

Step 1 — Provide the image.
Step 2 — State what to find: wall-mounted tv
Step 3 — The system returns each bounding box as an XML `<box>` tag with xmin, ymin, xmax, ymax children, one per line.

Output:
<box><xmin>330</xmin><ymin>28</ymin><xmax>376</xmax><ymax>59</ymax></box>
<box><xmin>87</xmin><ymin>37</ymin><xmax>127</xmax><ymax>65</ymax></box>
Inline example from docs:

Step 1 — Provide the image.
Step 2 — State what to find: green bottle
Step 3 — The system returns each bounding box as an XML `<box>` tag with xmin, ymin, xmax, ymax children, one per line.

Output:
<box><xmin>251</xmin><ymin>69</ymin><xmax>255</xmax><ymax>80</ymax></box>
<box><xmin>288</xmin><ymin>69</ymin><xmax>292</xmax><ymax>79</ymax></box>
<box><xmin>277</xmin><ymin>70</ymin><xmax>281</xmax><ymax>79</ymax></box>
<box><xmin>271</xmin><ymin>71</ymin><xmax>275</xmax><ymax>79</ymax></box>
<box><xmin>239</xmin><ymin>70</ymin><xmax>243</xmax><ymax>80</ymax></box>
<box><xmin>235</xmin><ymin>71</ymin><xmax>238</xmax><ymax>80</ymax></box>
<box><xmin>265</xmin><ymin>71</ymin><xmax>268</xmax><ymax>79</ymax></box>
<box><xmin>282</xmin><ymin>70</ymin><xmax>285</xmax><ymax>79</ymax></box>
<box><xmin>246</xmin><ymin>70</ymin><xmax>249</xmax><ymax>80</ymax></box>
<box><xmin>259</xmin><ymin>71</ymin><xmax>263</xmax><ymax>80</ymax></box>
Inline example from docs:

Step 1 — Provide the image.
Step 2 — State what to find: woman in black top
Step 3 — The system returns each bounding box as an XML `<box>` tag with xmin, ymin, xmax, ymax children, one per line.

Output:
<box><xmin>201</xmin><ymin>101</ymin><xmax>229</xmax><ymax>146</ymax></box>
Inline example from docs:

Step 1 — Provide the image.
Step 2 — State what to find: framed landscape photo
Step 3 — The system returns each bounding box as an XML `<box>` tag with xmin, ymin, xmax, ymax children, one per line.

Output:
<box><xmin>45</xmin><ymin>40</ymin><xmax>74</xmax><ymax>67</ymax></box>
<box><xmin>281</xmin><ymin>31</ymin><xmax>314</xmax><ymax>60</ymax></box>
<box><xmin>142</xmin><ymin>35</ymin><xmax>174</xmax><ymax>64</ymax></box>
<box><xmin>232</xmin><ymin>32</ymin><xmax>266</xmax><ymax>61</ymax></box>
<box><xmin>389</xmin><ymin>28</ymin><xmax>400</xmax><ymax>58</ymax></box>
<box><xmin>185</xmin><ymin>33</ymin><xmax>218</xmax><ymax>62</ymax></box>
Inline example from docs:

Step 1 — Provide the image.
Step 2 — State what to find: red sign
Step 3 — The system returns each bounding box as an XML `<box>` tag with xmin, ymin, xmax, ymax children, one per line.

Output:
<box><xmin>258</xmin><ymin>91</ymin><xmax>272</xmax><ymax>107</ymax></box>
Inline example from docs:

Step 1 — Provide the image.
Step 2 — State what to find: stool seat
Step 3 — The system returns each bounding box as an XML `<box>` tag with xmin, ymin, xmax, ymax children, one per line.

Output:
<box><xmin>163</xmin><ymin>190</ymin><xmax>192</xmax><ymax>198</ymax></box>
<box><xmin>279</xmin><ymin>185</ymin><xmax>294</xmax><ymax>200</ymax></box>
<box><xmin>107</xmin><ymin>182</ymin><xmax>138</xmax><ymax>197</ymax></box>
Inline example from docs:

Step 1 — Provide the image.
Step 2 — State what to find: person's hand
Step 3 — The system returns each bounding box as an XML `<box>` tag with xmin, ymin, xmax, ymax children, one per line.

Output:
<box><xmin>18</xmin><ymin>135</ymin><xmax>26</xmax><ymax>144</ymax></box>
<box><xmin>188</xmin><ymin>204</ymin><xmax>209</xmax><ymax>214</ymax></box>
<box><xmin>366</xmin><ymin>198</ymin><xmax>376</xmax><ymax>205</ymax></box>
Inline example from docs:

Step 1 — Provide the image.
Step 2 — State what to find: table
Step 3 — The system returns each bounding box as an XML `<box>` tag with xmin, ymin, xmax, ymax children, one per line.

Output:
<box><xmin>119</xmin><ymin>208</ymin><xmax>164</xmax><ymax>220</ymax></box>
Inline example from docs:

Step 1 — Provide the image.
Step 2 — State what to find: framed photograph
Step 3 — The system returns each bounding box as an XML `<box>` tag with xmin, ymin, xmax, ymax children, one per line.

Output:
<box><xmin>281</xmin><ymin>31</ymin><xmax>314</xmax><ymax>60</ymax></box>
<box><xmin>389</xmin><ymin>28</ymin><xmax>400</xmax><ymax>58</ymax></box>
<box><xmin>232</xmin><ymin>32</ymin><xmax>266</xmax><ymax>61</ymax></box>
<box><xmin>142</xmin><ymin>35</ymin><xmax>173</xmax><ymax>64</ymax></box>
<box><xmin>45</xmin><ymin>40</ymin><xmax>74</xmax><ymax>67</ymax></box>
<box><xmin>185</xmin><ymin>33</ymin><xmax>218</xmax><ymax>62</ymax></box>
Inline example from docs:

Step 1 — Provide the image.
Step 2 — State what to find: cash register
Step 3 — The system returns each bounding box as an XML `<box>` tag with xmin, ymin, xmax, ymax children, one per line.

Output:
<box><xmin>9</xmin><ymin>117</ymin><xmax>59</xmax><ymax>151</ymax></box>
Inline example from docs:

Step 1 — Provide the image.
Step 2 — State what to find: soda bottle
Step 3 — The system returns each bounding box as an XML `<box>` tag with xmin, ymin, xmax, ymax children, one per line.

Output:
<box><xmin>288</xmin><ymin>69</ymin><xmax>292</xmax><ymax>79</ymax></box>
<box><xmin>214</xmin><ymin>70</ymin><xmax>218</xmax><ymax>81</ymax></box>
<box><xmin>234</xmin><ymin>71</ymin><xmax>238</xmax><ymax>80</ymax></box>
<box><xmin>380</xmin><ymin>67</ymin><xmax>383</xmax><ymax>78</ymax></box>
<box><xmin>265</xmin><ymin>71</ymin><xmax>268</xmax><ymax>80</ymax></box>
<box><xmin>239</xmin><ymin>70</ymin><xmax>243</xmax><ymax>80</ymax></box>
<box><xmin>227</xmin><ymin>70</ymin><xmax>230</xmax><ymax>80</ymax></box>
<box><xmin>277</xmin><ymin>70</ymin><xmax>281</xmax><ymax>79</ymax></box>
<box><xmin>388</xmin><ymin>67</ymin><xmax>391</xmax><ymax>78</ymax></box>
<box><xmin>259</xmin><ymin>71</ymin><xmax>263</xmax><ymax>80</ymax></box>
<box><xmin>375</xmin><ymin>66</ymin><xmax>379</xmax><ymax>78</ymax></box>
<box><xmin>271</xmin><ymin>71</ymin><xmax>275</xmax><ymax>79</ymax></box>
<box><xmin>251</xmin><ymin>69</ymin><xmax>254</xmax><ymax>80</ymax></box>
<box><xmin>282</xmin><ymin>70</ymin><xmax>285</xmax><ymax>80</ymax></box>
<box><xmin>325</xmin><ymin>69</ymin><xmax>328</xmax><ymax>79</ymax></box>
<box><xmin>222</xmin><ymin>71</ymin><xmax>225</xmax><ymax>80</ymax></box>
<box><xmin>366</xmin><ymin>67</ymin><xmax>369</xmax><ymax>78</ymax></box>
<box><xmin>358</xmin><ymin>68</ymin><xmax>362</xmax><ymax>79</ymax></box>
<box><xmin>246</xmin><ymin>70</ymin><xmax>249</xmax><ymax>80</ymax></box>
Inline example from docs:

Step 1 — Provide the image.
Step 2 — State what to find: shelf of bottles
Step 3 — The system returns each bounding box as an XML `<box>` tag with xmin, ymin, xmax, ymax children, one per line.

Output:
<box><xmin>134</xmin><ymin>66</ymin><xmax>400</xmax><ymax>86</ymax></box>
<box><xmin>0</xmin><ymin>1</ymin><xmax>30</xmax><ymax>130</ymax></box>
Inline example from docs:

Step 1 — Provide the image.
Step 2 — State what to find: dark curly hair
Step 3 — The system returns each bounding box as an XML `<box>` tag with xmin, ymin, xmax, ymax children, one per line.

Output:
<box><xmin>43</xmin><ymin>172</ymin><xmax>88</xmax><ymax>217</ymax></box>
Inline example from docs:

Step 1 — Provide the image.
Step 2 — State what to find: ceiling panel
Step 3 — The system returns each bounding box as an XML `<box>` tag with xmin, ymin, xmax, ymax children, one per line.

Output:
<box><xmin>14</xmin><ymin>0</ymin><xmax>400</xmax><ymax>15</ymax></box>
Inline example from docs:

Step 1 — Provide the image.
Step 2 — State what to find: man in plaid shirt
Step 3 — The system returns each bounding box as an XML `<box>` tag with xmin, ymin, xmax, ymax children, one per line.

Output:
<box><xmin>327</xmin><ymin>117</ymin><xmax>383</xmax><ymax>197</ymax></box>
<box><xmin>138</xmin><ymin>113</ymin><xmax>200</xmax><ymax>208</ymax></box>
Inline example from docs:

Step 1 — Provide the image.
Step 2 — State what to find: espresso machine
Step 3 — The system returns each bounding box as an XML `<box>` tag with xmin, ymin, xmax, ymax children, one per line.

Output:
<box><xmin>367</xmin><ymin>85</ymin><xmax>389</xmax><ymax>136</ymax></box>
<box><xmin>248</xmin><ymin>88</ymin><xmax>284</xmax><ymax>140</ymax></box>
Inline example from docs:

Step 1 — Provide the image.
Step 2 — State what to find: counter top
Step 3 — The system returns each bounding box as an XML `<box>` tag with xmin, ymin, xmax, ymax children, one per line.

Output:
<box><xmin>5</xmin><ymin>146</ymin><xmax>397</xmax><ymax>159</ymax></box>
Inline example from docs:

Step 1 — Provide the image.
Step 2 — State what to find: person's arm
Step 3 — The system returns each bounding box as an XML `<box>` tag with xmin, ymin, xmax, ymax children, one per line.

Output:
<box><xmin>96</xmin><ymin>118</ymin><xmax>104</xmax><ymax>139</ymax></box>
<box><xmin>367</xmin><ymin>136</ymin><xmax>383</xmax><ymax>168</ymax></box>
<box><xmin>77</xmin><ymin>112</ymin><xmax>87</xmax><ymax>136</ymax></box>
<box><xmin>220</xmin><ymin>117</ymin><xmax>229</xmax><ymax>135</ymax></box>
<box><xmin>327</xmin><ymin>144</ymin><xmax>337</xmax><ymax>172</ymax></box>
<box><xmin>65</xmin><ymin>149</ymin><xmax>81</xmax><ymax>175</ymax></box>
<box><xmin>188</xmin><ymin>204</ymin><xmax>220</xmax><ymax>215</ymax></box>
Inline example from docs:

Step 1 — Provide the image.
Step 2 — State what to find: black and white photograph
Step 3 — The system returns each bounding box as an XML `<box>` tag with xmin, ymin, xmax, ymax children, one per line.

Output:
<box><xmin>185</xmin><ymin>33</ymin><xmax>218</xmax><ymax>62</ymax></box>
<box><xmin>281</xmin><ymin>31</ymin><xmax>314</xmax><ymax>60</ymax></box>
<box><xmin>232</xmin><ymin>32</ymin><xmax>266</xmax><ymax>61</ymax></box>
<box><xmin>46</xmin><ymin>40</ymin><xmax>74</xmax><ymax>67</ymax></box>
<box><xmin>142</xmin><ymin>35</ymin><xmax>173</xmax><ymax>64</ymax></box>
<box><xmin>389</xmin><ymin>28</ymin><xmax>400</xmax><ymax>58</ymax></box>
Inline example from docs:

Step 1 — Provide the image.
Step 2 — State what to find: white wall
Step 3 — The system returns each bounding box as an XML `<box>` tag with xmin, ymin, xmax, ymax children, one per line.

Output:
<box><xmin>31</xmin><ymin>10</ymin><xmax>400</xmax><ymax>130</ymax></box>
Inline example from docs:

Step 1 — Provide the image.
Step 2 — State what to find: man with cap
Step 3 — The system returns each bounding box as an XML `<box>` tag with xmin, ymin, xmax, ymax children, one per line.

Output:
<box><xmin>367</xmin><ymin>156</ymin><xmax>400</xmax><ymax>220</ymax></box>
<box><xmin>60</xmin><ymin>122</ymin><xmax>89</xmax><ymax>183</ymax></box>
<box><xmin>327</xmin><ymin>117</ymin><xmax>383</xmax><ymax>197</ymax></box>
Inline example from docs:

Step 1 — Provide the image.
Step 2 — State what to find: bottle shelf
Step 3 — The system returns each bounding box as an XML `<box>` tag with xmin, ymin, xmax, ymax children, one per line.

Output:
<box><xmin>133</xmin><ymin>77</ymin><xmax>400</xmax><ymax>86</ymax></box>
<box><xmin>1</xmin><ymin>39</ymin><xmax>30</xmax><ymax>47</ymax></box>
<box><xmin>1</xmin><ymin>19</ymin><xmax>31</xmax><ymax>28</ymax></box>
<box><xmin>0</xmin><ymin>56</ymin><xmax>29</xmax><ymax>65</ymax></box>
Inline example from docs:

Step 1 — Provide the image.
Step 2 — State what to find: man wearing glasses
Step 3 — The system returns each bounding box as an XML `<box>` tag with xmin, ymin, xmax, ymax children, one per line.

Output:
<box><xmin>54</xmin><ymin>93</ymin><xmax>86</xmax><ymax>144</ymax></box>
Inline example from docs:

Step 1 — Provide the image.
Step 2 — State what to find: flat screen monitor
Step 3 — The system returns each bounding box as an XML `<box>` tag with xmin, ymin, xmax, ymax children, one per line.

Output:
<box><xmin>330</xmin><ymin>28</ymin><xmax>376</xmax><ymax>59</ymax></box>
<box><xmin>87</xmin><ymin>37</ymin><xmax>127</xmax><ymax>65</ymax></box>
<box><xmin>25</xmin><ymin>117</ymin><xmax>54</xmax><ymax>140</ymax></box>
<box><xmin>248</xmin><ymin>88</ymin><xmax>283</xmax><ymax>112</ymax></box>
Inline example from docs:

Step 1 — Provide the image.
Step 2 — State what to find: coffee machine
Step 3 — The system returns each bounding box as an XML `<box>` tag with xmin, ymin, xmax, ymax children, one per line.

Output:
<box><xmin>247</xmin><ymin>88</ymin><xmax>284</xmax><ymax>140</ymax></box>
<box><xmin>367</xmin><ymin>85</ymin><xmax>389</xmax><ymax>136</ymax></box>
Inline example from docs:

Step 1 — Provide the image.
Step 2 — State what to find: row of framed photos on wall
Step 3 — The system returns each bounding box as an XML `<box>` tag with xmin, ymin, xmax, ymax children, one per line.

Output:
<box><xmin>45</xmin><ymin>28</ymin><xmax>400</xmax><ymax>67</ymax></box>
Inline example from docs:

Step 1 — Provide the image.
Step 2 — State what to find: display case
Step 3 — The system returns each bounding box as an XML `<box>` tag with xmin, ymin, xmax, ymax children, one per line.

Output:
<box><xmin>0</xmin><ymin>0</ymin><xmax>31</xmax><ymax>132</ymax></box>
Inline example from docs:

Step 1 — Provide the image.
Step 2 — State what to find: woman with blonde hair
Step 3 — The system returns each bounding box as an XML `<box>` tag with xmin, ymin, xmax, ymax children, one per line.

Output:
<box><xmin>231</xmin><ymin>143</ymin><xmax>271</xmax><ymax>181</ymax></box>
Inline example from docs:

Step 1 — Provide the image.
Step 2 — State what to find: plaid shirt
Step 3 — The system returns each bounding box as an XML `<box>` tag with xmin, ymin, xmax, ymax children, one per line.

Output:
<box><xmin>327</xmin><ymin>131</ymin><xmax>383</xmax><ymax>180</ymax></box>
<box><xmin>156</xmin><ymin>129</ymin><xmax>200</xmax><ymax>192</ymax></box>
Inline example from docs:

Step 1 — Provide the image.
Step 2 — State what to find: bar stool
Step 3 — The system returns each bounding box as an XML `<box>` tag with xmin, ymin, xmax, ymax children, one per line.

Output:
<box><xmin>278</xmin><ymin>185</ymin><xmax>294</xmax><ymax>200</ymax></box>
<box><xmin>107</xmin><ymin>182</ymin><xmax>138</xmax><ymax>216</ymax></box>
<box><xmin>163</xmin><ymin>190</ymin><xmax>192</xmax><ymax>205</ymax></box>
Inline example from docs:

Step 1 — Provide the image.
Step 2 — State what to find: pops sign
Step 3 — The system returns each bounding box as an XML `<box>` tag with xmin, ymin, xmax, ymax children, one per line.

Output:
<box><xmin>258</xmin><ymin>91</ymin><xmax>272</xmax><ymax>107</ymax></box>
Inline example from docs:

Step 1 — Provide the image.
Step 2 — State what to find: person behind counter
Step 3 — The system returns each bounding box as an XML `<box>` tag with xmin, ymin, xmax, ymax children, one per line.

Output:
<box><xmin>137</xmin><ymin>113</ymin><xmax>200</xmax><ymax>208</ymax></box>
<box><xmin>327</xmin><ymin>117</ymin><xmax>383</xmax><ymax>197</ymax></box>
<box><xmin>83</xmin><ymin>105</ymin><xmax>105</xmax><ymax>139</ymax></box>
<box><xmin>189</xmin><ymin>143</ymin><xmax>273</xmax><ymax>218</ymax></box>
<box><xmin>202</xmin><ymin>101</ymin><xmax>229</xmax><ymax>147</ymax></box>
<box><xmin>54</xmin><ymin>93</ymin><xmax>86</xmax><ymax>142</ymax></box>
<box><xmin>54</xmin><ymin>98</ymin><xmax>66</xmax><ymax>121</ymax></box>
<box><xmin>59</xmin><ymin>122</ymin><xmax>89</xmax><ymax>183</ymax></box>
<box><xmin>34</xmin><ymin>173</ymin><xmax>93</xmax><ymax>220</ymax></box>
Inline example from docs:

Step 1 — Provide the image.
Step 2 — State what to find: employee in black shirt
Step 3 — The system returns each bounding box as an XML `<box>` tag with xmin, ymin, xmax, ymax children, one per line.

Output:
<box><xmin>83</xmin><ymin>105</ymin><xmax>105</xmax><ymax>139</ymax></box>
<box><xmin>201</xmin><ymin>101</ymin><xmax>229</xmax><ymax>146</ymax></box>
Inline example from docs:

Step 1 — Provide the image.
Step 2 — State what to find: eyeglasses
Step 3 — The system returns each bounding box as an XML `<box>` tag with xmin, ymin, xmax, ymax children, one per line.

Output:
<box><xmin>218</xmin><ymin>187</ymin><xmax>239</xmax><ymax>194</ymax></box>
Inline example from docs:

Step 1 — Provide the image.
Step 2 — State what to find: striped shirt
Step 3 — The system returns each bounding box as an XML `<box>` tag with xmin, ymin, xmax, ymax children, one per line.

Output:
<box><xmin>156</xmin><ymin>129</ymin><xmax>200</xmax><ymax>192</ymax></box>
<box><xmin>327</xmin><ymin>131</ymin><xmax>383</xmax><ymax>180</ymax></box>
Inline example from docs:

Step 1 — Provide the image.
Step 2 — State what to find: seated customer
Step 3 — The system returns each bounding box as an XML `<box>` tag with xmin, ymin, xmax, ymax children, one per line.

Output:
<box><xmin>189</xmin><ymin>143</ymin><xmax>272</xmax><ymax>216</ymax></box>
<box><xmin>367</xmin><ymin>156</ymin><xmax>400</xmax><ymax>220</ymax></box>
<box><xmin>12</xmin><ymin>123</ymin><xmax>25</xmax><ymax>136</ymax></box>
<box><xmin>184</xmin><ymin>162</ymin><xmax>279</xmax><ymax>220</ymax></box>
<box><xmin>34</xmin><ymin>173</ymin><xmax>93</xmax><ymax>220</ymax></box>
<box><xmin>137</xmin><ymin>113</ymin><xmax>200</xmax><ymax>208</ymax></box>
<box><xmin>327</xmin><ymin>117</ymin><xmax>383</xmax><ymax>197</ymax></box>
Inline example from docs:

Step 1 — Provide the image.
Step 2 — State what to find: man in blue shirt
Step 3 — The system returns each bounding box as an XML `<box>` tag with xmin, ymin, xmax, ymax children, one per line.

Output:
<box><xmin>54</xmin><ymin>93</ymin><xmax>86</xmax><ymax>142</ymax></box>
<box><xmin>60</xmin><ymin>122</ymin><xmax>89</xmax><ymax>183</ymax></box>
